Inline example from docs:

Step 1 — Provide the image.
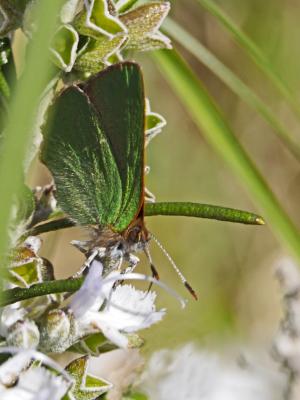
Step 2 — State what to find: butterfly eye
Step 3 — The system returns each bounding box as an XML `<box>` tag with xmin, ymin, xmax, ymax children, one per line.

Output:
<box><xmin>127</xmin><ymin>227</ymin><xmax>141</xmax><ymax>243</ymax></box>
<box><xmin>117</xmin><ymin>242</ymin><xmax>124</xmax><ymax>251</ymax></box>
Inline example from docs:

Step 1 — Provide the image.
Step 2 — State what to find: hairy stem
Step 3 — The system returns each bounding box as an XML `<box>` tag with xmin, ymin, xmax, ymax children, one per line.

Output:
<box><xmin>27</xmin><ymin>201</ymin><xmax>264</xmax><ymax>236</ymax></box>
<box><xmin>0</xmin><ymin>277</ymin><xmax>83</xmax><ymax>307</ymax></box>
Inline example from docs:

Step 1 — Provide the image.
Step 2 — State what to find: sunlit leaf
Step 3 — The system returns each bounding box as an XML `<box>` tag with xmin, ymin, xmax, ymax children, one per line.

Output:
<box><xmin>50</xmin><ymin>24</ymin><xmax>79</xmax><ymax>72</ymax></box>
<box><xmin>63</xmin><ymin>356</ymin><xmax>112</xmax><ymax>400</ymax></box>
<box><xmin>120</xmin><ymin>1</ymin><xmax>171</xmax><ymax>51</ymax></box>
<box><xmin>74</xmin><ymin>0</ymin><xmax>127</xmax><ymax>39</ymax></box>
<box><xmin>70</xmin><ymin>332</ymin><xmax>117</xmax><ymax>356</ymax></box>
<box><xmin>75</xmin><ymin>33</ymin><xmax>127</xmax><ymax>73</ymax></box>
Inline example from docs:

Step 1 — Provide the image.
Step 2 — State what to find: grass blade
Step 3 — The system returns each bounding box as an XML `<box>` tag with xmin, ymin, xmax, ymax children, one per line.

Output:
<box><xmin>196</xmin><ymin>0</ymin><xmax>300</xmax><ymax>120</ymax></box>
<box><xmin>0</xmin><ymin>0</ymin><xmax>63</xmax><ymax>263</ymax></box>
<box><xmin>153</xmin><ymin>49</ymin><xmax>300</xmax><ymax>264</ymax></box>
<box><xmin>163</xmin><ymin>18</ymin><xmax>300</xmax><ymax>161</ymax></box>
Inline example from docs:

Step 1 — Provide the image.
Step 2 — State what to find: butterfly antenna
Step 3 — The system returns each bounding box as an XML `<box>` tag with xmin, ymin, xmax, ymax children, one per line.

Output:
<box><xmin>150</xmin><ymin>233</ymin><xmax>198</xmax><ymax>300</ymax></box>
<box><xmin>144</xmin><ymin>245</ymin><xmax>160</xmax><ymax>280</ymax></box>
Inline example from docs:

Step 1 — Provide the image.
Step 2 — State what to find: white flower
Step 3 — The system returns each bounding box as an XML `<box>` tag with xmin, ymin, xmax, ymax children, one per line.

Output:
<box><xmin>138</xmin><ymin>343</ymin><xmax>286</xmax><ymax>400</ymax></box>
<box><xmin>274</xmin><ymin>256</ymin><xmax>300</xmax><ymax>374</ymax></box>
<box><xmin>70</xmin><ymin>259</ymin><xmax>175</xmax><ymax>348</ymax></box>
<box><xmin>0</xmin><ymin>348</ymin><xmax>72</xmax><ymax>400</ymax></box>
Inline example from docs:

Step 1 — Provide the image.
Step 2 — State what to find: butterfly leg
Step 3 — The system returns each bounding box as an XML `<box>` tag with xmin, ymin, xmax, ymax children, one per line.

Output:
<box><xmin>124</xmin><ymin>253</ymin><xmax>140</xmax><ymax>274</ymax></box>
<box><xmin>73</xmin><ymin>246</ymin><xmax>107</xmax><ymax>277</ymax></box>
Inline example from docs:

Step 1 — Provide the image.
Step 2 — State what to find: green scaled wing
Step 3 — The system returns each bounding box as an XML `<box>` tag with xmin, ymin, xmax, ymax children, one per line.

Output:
<box><xmin>41</xmin><ymin>62</ymin><xmax>145</xmax><ymax>232</ymax></box>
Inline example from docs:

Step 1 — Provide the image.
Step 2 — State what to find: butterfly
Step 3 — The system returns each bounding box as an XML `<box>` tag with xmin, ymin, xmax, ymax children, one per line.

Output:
<box><xmin>41</xmin><ymin>62</ymin><xmax>196</xmax><ymax>298</ymax></box>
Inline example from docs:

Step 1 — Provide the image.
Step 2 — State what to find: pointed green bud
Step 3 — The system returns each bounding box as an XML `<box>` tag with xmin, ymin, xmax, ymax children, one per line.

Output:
<box><xmin>6</xmin><ymin>319</ymin><xmax>40</xmax><ymax>349</ymax></box>
<box><xmin>39</xmin><ymin>309</ymin><xmax>76</xmax><ymax>353</ymax></box>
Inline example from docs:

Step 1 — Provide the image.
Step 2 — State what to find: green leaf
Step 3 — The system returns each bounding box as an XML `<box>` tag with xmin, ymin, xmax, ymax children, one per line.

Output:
<box><xmin>63</xmin><ymin>356</ymin><xmax>112</xmax><ymax>400</ymax></box>
<box><xmin>163</xmin><ymin>18</ymin><xmax>300</xmax><ymax>161</ymax></box>
<box><xmin>50</xmin><ymin>24</ymin><xmax>79</xmax><ymax>72</ymax></box>
<box><xmin>70</xmin><ymin>332</ymin><xmax>117</xmax><ymax>356</ymax></box>
<box><xmin>74</xmin><ymin>34</ymin><xmax>127</xmax><ymax>73</ymax></box>
<box><xmin>145</xmin><ymin>98</ymin><xmax>166</xmax><ymax>144</ymax></box>
<box><xmin>119</xmin><ymin>1</ymin><xmax>171</xmax><ymax>51</ymax></box>
<box><xmin>9</xmin><ymin>260</ymin><xmax>41</xmax><ymax>287</ymax></box>
<box><xmin>41</xmin><ymin>62</ymin><xmax>145</xmax><ymax>232</ymax></box>
<box><xmin>196</xmin><ymin>0</ymin><xmax>300</xmax><ymax>120</ymax></box>
<box><xmin>74</xmin><ymin>0</ymin><xmax>127</xmax><ymax>39</ymax></box>
<box><xmin>153</xmin><ymin>49</ymin><xmax>300</xmax><ymax>264</ymax></box>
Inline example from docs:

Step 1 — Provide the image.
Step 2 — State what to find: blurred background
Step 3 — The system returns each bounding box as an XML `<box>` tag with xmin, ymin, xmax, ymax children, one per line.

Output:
<box><xmin>25</xmin><ymin>0</ymin><xmax>300</xmax><ymax>355</ymax></box>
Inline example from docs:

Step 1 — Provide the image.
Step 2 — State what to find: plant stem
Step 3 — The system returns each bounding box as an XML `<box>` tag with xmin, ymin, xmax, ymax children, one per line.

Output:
<box><xmin>0</xmin><ymin>277</ymin><xmax>83</xmax><ymax>307</ymax></box>
<box><xmin>27</xmin><ymin>201</ymin><xmax>264</xmax><ymax>236</ymax></box>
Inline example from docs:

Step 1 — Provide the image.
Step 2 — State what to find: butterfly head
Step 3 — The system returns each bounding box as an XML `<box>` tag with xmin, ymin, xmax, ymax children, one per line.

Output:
<box><xmin>123</xmin><ymin>217</ymin><xmax>150</xmax><ymax>252</ymax></box>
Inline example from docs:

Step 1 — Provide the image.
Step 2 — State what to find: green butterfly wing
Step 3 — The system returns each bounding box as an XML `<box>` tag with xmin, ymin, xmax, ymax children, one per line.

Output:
<box><xmin>41</xmin><ymin>62</ymin><xmax>145</xmax><ymax>232</ymax></box>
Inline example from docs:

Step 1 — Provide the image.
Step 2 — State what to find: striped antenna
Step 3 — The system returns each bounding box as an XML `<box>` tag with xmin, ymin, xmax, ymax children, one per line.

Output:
<box><xmin>150</xmin><ymin>233</ymin><xmax>198</xmax><ymax>300</ymax></box>
<box><xmin>143</xmin><ymin>245</ymin><xmax>160</xmax><ymax>280</ymax></box>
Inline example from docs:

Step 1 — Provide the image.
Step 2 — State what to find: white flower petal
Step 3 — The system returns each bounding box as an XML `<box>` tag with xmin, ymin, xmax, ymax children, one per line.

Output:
<box><xmin>0</xmin><ymin>352</ymin><xmax>32</xmax><ymax>387</ymax></box>
<box><xmin>98</xmin><ymin>322</ymin><xmax>129</xmax><ymax>348</ymax></box>
<box><xmin>102</xmin><ymin>284</ymin><xmax>165</xmax><ymax>332</ymax></box>
<box><xmin>0</xmin><ymin>348</ymin><xmax>72</xmax><ymax>391</ymax></box>
<box><xmin>70</xmin><ymin>259</ymin><xmax>105</xmax><ymax>318</ymax></box>
<box><xmin>17</xmin><ymin>367</ymin><xmax>69</xmax><ymax>400</ymax></box>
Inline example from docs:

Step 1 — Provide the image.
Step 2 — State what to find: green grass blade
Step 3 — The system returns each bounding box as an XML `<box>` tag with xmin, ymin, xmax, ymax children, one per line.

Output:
<box><xmin>0</xmin><ymin>0</ymin><xmax>63</xmax><ymax>263</ymax></box>
<box><xmin>153</xmin><ymin>50</ymin><xmax>300</xmax><ymax>264</ymax></box>
<box><xmin>196</xmin><ymin>0</ymin><xmax>300</xmax><ymax>120</ymax></box>
<box><xmin>163</xmin><ymin>18</ymin><xmax>300</xmax><ymax>161</ymax></box>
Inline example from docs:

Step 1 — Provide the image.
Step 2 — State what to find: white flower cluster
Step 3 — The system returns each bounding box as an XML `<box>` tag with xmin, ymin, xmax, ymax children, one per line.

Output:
<box><xmin>70</xmin><ymin>259</ymin><xmax>167</xmax><ymax>348</ymax></box>
<box><xmin>138</xmin><ymin>343</ymin><xmax>286</xmax><ymax>400</ymax></box>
